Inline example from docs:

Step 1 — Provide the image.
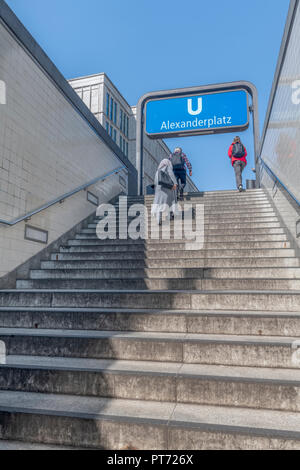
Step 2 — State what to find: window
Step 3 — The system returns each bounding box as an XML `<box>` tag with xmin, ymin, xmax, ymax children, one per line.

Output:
<box><xmin>106</xmin><ymin>121</ymin><xmax>109</xmax><ymax>133</ymax></box>
<box><xmin>126</xmin><ymin>142</ymin><xmax>128</xmax><ymax>157</ymax></box>
<box><xmin>114</xmin><ymin>102</ymin><xmax>117</xmax><ymax>125</ymax></box>
<box><xmin>106</xmin><ymin>92</ymin><xmax>110</xmax><ymax>116</ymax></box>
<box><xmin>110</xmin><ymin>97</ymin><xmax>113</xmax><ymax>121</ymax></box>
<box><xmin>113</xmin><ymin>129</ymin><xmax>117</xmax><ymax>142</ymax></box>
<box><xmin>110</xmin><ymin>125</ymin><xmax>113</xmax><ymax>137</ymax></box>
<box><xmin>120</xmin><ymin>109</ymin><xmax>123</xmax><ymax>130</ymax></box>
<box><xmin>126</xmin><ymin>116</ymin><xmax>129</xmax><ymax>137</ymax></box>
<box><xmin>120</xmin><ymin>136</ymin><xmax>126</xmax><ymax>153</ymax></box>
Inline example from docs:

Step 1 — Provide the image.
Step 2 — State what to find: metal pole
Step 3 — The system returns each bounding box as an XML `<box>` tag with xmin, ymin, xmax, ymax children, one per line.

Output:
<box><xmin>136</xmin><ymin>96</ymin><xmax>145</xmax><ymax>196</ymax></box>
<box><xmin>243</xmin><ymin>82</ymin><xmax>260</xmax><ymax>187</ymax></box>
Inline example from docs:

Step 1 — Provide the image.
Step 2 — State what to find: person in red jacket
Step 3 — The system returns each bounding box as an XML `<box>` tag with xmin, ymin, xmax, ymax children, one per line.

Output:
<box><xmin>228</xmin><ymin>136</ymin><xmax>247</xmax><ymax>192</ymax></box>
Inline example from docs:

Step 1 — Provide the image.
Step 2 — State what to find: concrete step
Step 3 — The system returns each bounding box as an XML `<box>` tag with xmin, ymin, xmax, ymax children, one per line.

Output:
<box><xmin>114</xmin><ymin>204</ymin><xmax>274</xmax><ymax>214</ymax></box>
<box><xmin>136</xmin><ymin>188</ymin><xmax>264</xmax><ymax>195</ymax></box>
<box><xmin>87</xmin><ymin>226</ymin><xmax>284</xmax><ymax>236</ymax></box>
<box><xmin>1</xmin><ymin>357</ymin><xmax>300</xmax><ymax>412</ymax></box>
<box><xmin>16</xmin><ymin>277</ymin><xmax>300</xmax><ymax>290</ymax></box>
<box><xmin>2</xmin><ymin>289</ymin><xmax>300</xmax><ymax>312</ymax></box>
<box><xmin>29</xmin><ymin>267</ymin><xmax>300</xmax><ymax>280</ymax></box>
<box><xmin>0</xmin><ymin>391</ymin><xmax>299</xmax><ymax>449</ymax></box>
<box><xmin>124</xmin><ymin>198</ymin><xmax>271</xmax><ymax>207</ymax></box>
<box><xmin>96</xmin><ymin>201</ymin><xmax>273</xmax><ymax>209</ymax></box>
<box><xmin>30</xmin><ymin>268</ymin><xmax>204</xmax><ymax>280</ymax></box>
<box><xmin>0</xmin><ymin>440</ymin><xmax>76</xmax><ymax>450</ymax></box>
<box><xmin>148</xmin><ymin>188</ymin><xmax>264</xmax><ymax>194</ymax></box>
<box><xmin>93</xmin><ymin>208</ymin><xmax>276</xmax><ymax>218</ymax></box>
<box><xmin>86</xmin><ymin>226</ymin><xmax>285</xmax><ymax>235</ymax></box>
<box><xmin>52</xmin><ymin>248</ymin><xmax>296</xmax><ymax>260</ymax></box>
<box><xmin>66</xmin><ymin>235</ymin><xmax>290</xmax><ymax>246</ymax></box>
<box><xmin>90</xmin><ymin>220</ymin><xmax>282</xmax><ymax>229</ymax></box>
<box><xmin>64</xmin><ymin>241</ymin><xmax>290</xmax><ymax>250</ymax></box>
<box><xmin>132</xmin><ymin>194</ymin><xmax>269</xmax><ymax>202</ymax></box>
<box><xmin>204</xmin><ymin>267</ymin><xmax>300</xmax><ymax>279</ymax></box>
<box><xmin>0</xmin><ymin>308</ymin><xmax>299</xmax><ymax>336</ymax></box>
<box><xmin>0</xmin><ymin>329</ymin><xmax>299</xmax><ymax>369</ymax></box>
<box><xmin>128</xmin><ymin>191</ymin><xmax>266</xmax><ymax>198</ymax></box>
<box><xmin>120</xmin><ymin>200</ymin><xmax>273</xmax><ymax>209</ymax></box>
<box><xmin>42</xmin><ymin>257</ymin><xmax>300</xmax><ymax>270</ymax></box>
<box><xmin>93</xmin><ymin>215</ymin><xmax>280</xmax><ymax>224</ymax></box>
<box><xmin>74</xmin><ymin>234</ymin><xmax>288</xmax><ymax>243</ymax></box>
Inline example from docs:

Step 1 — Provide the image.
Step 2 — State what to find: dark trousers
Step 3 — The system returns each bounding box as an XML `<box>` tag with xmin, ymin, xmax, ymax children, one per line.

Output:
<box><xmin>233</xmin><ymin>161</ymin><xmax>246</xmax><ymax>188</ymax></box>
<box><xmin>174</xmin><ymin>169</ymin><xmax>186</xmax><ymax>188</ymax></box>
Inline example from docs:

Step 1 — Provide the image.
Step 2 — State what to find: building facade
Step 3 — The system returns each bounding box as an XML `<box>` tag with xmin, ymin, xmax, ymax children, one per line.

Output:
<box><xmin>69</xmin><ymin>73</ymin><xmax>198</xmax><ymax>193</ymax></box>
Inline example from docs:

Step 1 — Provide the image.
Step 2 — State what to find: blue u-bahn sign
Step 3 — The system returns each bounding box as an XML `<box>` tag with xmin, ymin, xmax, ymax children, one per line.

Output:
<box><xmin>145</xmin><ymin>89</ymin><xmax>249</xmax><ymax>138</ymax></box>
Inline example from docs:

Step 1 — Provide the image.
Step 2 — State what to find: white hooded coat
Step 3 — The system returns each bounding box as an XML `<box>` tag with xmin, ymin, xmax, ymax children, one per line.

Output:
<box><xmin>151</xmin><ymin>159</ymin><xmax>178</xmax><ymax>223</ymax></box>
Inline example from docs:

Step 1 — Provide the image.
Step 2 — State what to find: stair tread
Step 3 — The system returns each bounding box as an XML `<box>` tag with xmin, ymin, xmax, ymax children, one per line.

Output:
<box><xmin>3</xmin><ymin>355</ymin><xmax>300</xmax><ymax>382</ymax></box>
<box><xmin>2</xmin><ymin>189</ymin><xmax>300</xmax><ymax>450</ymax></box>
<box><xmin>0</xmin><ymin>391</ymin><xmax>299</xmax><ymax>436</ymax></box>
<box><xmin>29</xmin><ymin>267</ymin><xmax>300</xmax><ymax>274</ymax></box>
<box><xmin>0</xmin><ymin>440</ymin><xmax>76</xmax><ymax>450</ymax></box>
<box><xmin>0</xmin><ymin>327</ymin><xmax>298</xmax><ymax>344</ymax></box>
<box><xmin>3</xmin><ymin>288</ymin><xmax>300</xmax><ymax>293</ymax></box>
<box><xmin>0</xmin><ymin>306</ymin><xmax>299</xmax><ymax>316</ymax></box>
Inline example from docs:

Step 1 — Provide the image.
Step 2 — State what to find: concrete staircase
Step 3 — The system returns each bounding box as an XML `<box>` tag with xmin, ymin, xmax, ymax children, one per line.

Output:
<box><xmin>0</xmin><ymin>188</ymin><xmax>300</xmax><ymax>450</ymax></box>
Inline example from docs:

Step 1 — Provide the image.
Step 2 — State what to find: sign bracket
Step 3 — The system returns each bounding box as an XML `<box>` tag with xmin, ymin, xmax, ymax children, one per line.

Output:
<box><xmin>136</xmin><ymin>81</ymin><xmax>260</xmax><ymax>195</ymax></box>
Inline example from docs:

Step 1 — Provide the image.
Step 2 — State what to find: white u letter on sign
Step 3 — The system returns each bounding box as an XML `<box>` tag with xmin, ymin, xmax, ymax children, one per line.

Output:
<box><xmin>187</xmin><ymin>97</ymin><xmax>202</xmax><ymax>115</ymax></box>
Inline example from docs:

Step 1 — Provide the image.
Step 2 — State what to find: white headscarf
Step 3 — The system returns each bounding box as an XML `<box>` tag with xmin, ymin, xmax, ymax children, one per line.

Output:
<box><xmin>158</xmin><ymin>158</ymin><xmax>172</xmax><ymax>171</ymax></box>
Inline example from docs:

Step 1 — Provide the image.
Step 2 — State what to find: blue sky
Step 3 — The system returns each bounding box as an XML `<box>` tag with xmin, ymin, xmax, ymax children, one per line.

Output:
<box><xmin>6</xmin><ymin>0</ymin><xmax>290</xmax><ymax>191</ymax></box>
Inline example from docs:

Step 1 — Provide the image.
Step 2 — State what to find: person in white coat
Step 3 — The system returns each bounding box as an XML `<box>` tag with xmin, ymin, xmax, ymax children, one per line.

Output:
<box><xmin>151</xmin><ymin>159</ymin><xmax>178</xmax><ymax>225</ymax></box>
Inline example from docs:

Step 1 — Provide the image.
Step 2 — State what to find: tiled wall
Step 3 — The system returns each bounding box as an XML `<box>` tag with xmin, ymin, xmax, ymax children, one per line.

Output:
<box><xmin>0</xmin><ymin>20</ymin><xmax>125</xmax><ymax>278</ymax></box>
<box><xmin>259</xmin><ymin>2</ymin><xmax>300</xmax><ymax>249</ymax></box>
<box><xmin>260</xmin><ymin>3</ymin><xmax>300</xmax><ymax>203</ymax></box>
<box><xmin>260</xmin><ymin>166</ymin><xmax>300</xmax><ymax>254</ymax></box>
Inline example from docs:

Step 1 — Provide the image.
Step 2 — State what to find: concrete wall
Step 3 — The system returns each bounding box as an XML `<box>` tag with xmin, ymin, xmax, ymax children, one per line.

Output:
<box><xmin>0</xmin><ymin>2</ymin><xmax>136</xmax><ymax>280</ymax></box>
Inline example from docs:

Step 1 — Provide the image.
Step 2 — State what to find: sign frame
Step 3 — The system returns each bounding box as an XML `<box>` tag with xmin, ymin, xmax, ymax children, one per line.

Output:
<box><xmin>136</xmin><ymin>81</ymin><xmax>260</xmax><ymax>195</ymax></box>
<box><xmin>144</xmin><ymin>88</ymin><xmax>249</xmax><ymax>139</ymax></box>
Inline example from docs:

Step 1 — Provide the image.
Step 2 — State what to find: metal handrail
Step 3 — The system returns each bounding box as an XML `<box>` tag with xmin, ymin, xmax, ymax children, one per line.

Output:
<box><xmin>259</xmin><ymin>157</ymin><xmax>300</xmax><ymax>208</ymax></box>
<box><xmin>0</xmin><ymin>166</ymin><xmax>126</xmax><ymax>226</ymax></box>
